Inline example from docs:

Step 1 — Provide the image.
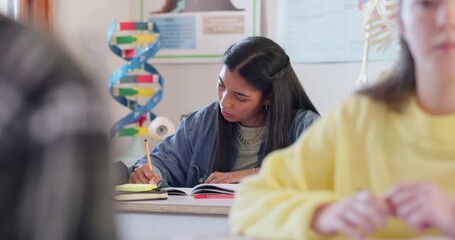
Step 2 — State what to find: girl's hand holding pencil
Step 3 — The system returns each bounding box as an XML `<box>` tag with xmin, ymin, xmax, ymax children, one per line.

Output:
<box><xmin>128</xmin><ymin>139</ymin><xmax>161</xmax><ymax>184</ymax></box>
<box><xmin>129</xmin><ymin>164</ymin><xmax>161</xmax><ymax>184</ymax></box>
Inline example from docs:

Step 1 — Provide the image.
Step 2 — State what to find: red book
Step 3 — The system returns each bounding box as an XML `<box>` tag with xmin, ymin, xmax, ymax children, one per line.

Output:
<box><xmin>193</xmin><ymin>194</ymin><xmax>234</xmax><ymax>199</ymax></box>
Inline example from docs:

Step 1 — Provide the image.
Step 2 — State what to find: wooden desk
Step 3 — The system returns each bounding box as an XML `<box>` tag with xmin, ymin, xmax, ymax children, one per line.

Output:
<box><xmin>115</xmin><ymin>197</ymin><xmax>451</xmax><ymax>240</ymax></box>
<box><xmin>115</xmin><ymin>195</ymin><xmax>234</xmax><ymax>239</ymax></box>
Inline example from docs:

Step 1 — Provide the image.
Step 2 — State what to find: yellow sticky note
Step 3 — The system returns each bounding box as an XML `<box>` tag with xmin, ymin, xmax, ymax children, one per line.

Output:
<box><xmin>115</xmin><ymin>183</ymin><xmax>157</xmax><ymax>192</ymax></box>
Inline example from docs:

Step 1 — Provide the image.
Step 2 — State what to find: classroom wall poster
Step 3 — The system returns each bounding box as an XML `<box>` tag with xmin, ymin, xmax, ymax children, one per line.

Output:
<box><xmin>141</xmin><ymin>0</ymin><xmax>261</xmax><ymax>63</ymax></box>
<box><xmin>277</xmin><ymin>0</ymin><xmax>397</xmax><ymax>63</ymax></box>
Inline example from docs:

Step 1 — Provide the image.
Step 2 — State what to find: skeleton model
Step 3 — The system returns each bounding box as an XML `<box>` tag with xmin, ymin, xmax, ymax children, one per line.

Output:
<box><xmin>357</xmin><ymin>0</ymin><xmax>398</xmax><ymax>86</ymax></box>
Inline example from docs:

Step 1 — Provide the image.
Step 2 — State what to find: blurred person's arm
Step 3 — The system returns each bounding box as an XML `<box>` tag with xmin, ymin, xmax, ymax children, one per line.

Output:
<box><xmin>229</xmin><ymin>107</ymin><xmax>340</xmax><ymax>239</ymax></box>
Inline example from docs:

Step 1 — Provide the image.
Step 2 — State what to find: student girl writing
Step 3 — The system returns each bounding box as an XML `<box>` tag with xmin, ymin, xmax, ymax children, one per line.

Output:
<box><xmin>128</xmin><ymin>36</ymin><xmax>319</xmax><ymax>187</ymax></box>
<box><xmin>230</xmin><ymin>0</ymin><xmax>455</xmax><ymax>238</ymax></box>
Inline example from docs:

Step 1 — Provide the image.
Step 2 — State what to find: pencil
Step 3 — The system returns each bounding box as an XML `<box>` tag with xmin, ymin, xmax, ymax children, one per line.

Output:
<box><xmin>144</xmin><ymin>139</ymin><xmax>152</xmax><ymax>171</ymax></box>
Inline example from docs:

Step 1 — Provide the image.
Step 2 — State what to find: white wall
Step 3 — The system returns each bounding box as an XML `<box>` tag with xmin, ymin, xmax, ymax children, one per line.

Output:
<box><xmin>53</xmin><ymin>0</ymin><xmax>394</xmax><ymax>163</ymax></box>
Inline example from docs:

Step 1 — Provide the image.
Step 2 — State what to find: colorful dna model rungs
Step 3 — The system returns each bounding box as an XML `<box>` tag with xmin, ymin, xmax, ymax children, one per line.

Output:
<box><xmin>108</xmin><ymin>20</ymin><xmax>164</xmax><ymax>138</ymax></box>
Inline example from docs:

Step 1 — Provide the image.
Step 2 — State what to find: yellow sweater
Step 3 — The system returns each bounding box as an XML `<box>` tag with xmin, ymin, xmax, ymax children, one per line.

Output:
<box><xmin>229</xmin><ymin>94</ymin><xmax>455</xmax><ymax>239</ymax></box>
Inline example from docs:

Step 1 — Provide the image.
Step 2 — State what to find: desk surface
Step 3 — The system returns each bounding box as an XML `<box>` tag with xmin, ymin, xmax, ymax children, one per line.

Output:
<box><xmin>114</xmin><ymin>197</ymin><xmax>451</xmax><ymax>240</ymax></box>
<box><xmin>115</xmin><ymin>196</ymin><xmax>233</xmax><ymax>239</ymax></box>
<box><xmin>114</xmin><ymin>195</ymin><xmax>233</xmax><ymax>215</ymax></box>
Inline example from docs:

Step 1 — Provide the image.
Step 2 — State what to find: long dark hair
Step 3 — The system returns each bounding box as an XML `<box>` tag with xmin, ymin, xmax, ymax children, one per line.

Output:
<box><xmin>212</xmin><ymin>36</ymin><xmax>319</xmax><ymax>172</ymax></box>
<box><xmin>358</xmin><ymin>1</ymin><xmax>416</xmax><ymax>111</ymax></box>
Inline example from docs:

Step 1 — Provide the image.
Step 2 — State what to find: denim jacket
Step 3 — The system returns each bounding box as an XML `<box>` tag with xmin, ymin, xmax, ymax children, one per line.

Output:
<box><xmin>130</xmin><ymin>102</ymin><xmax>319</xmax><ymax>187</ymax></box>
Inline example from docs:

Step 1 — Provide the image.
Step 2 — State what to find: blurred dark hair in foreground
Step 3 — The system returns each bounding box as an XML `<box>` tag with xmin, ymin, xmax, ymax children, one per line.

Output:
<box><xmin>0</xmin><ymin>14</ymin><xmax>116</xmax><ymax>240</ymax></box>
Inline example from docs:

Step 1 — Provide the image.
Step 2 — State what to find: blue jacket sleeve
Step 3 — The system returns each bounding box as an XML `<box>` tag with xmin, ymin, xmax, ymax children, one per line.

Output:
<box><xmin>130</xmin><ymin>103</ymin><xmax>217</xmax><ymax>187</ymax></box>
<box><xmin>131</xmin><ymin>113</ymin><xmax>198</xmax><ymax>187</ymax></box>
<box><xmin>290</xmin><ymin>109</ymin><xmax>320</xmax><ymax>142</ymax></box>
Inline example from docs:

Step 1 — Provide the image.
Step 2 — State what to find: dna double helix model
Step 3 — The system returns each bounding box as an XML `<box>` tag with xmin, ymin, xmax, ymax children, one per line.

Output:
<box><xmin>108</xmin><ymin>20</ymin><xmax>164</xmax><ymax>138</ymax></box>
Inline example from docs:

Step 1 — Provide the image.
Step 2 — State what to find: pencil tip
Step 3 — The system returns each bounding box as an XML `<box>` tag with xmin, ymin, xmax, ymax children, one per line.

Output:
<box><xmin>144</xmin><ymin>139</ymin><xmax>148</xmax><ymax>142</ymax></box>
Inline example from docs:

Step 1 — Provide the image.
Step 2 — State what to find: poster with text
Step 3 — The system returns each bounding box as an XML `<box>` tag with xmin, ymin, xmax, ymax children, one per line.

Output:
<box><xmin>277</xmin><ymin>0</ymin><xmax>397</xmax><ymax>63</ymax></box>
<box><xmin>142</xmin><ymin>0</ymin><xmax>261</xmax><ymax>63</ymax></box>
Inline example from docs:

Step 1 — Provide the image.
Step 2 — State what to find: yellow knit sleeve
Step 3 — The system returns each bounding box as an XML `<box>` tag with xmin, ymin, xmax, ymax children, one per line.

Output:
<box><xmin>229</xmin><ymin>111</ymin><xmax>343</xmax><ymax>239</ymax></box>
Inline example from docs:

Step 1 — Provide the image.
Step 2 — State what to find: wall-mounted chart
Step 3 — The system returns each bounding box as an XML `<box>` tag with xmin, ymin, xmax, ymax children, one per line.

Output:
<box><xmin>277</xmin><ymin>0</ymin><xmax>398</xmax><ymax>63</ymax></box>
<box><xmin>139</xmin><ymin>0</ymin><xmax>261</xmax><ymax>63</ymax></box>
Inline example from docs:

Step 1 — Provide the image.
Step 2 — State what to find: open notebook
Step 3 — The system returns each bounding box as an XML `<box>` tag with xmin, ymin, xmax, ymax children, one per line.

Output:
<box><xmin>162</xmin><ymin>183</ymin><xmax>240</xmax><ymax>196</ymax></box>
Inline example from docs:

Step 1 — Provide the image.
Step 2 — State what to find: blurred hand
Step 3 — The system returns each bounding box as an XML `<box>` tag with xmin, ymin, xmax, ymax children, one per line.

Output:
<box><xmin>129</xmin><ymin>164</ymin><xmax>161</xmax><ymax>184</ymax></box>
<box><xmin>205</xmin><ymin>168</ymin><xmax>258</xmax><ymax>184</ymax></box>
<box><xmin>311</xmin><ymin>191</ymin><xmax>390</xmax><ymax>240</ymax></box>
<box><xmin>385</xmin><ymin>182</ymin><xmax>455</xmax><ymax>237</ymax></box>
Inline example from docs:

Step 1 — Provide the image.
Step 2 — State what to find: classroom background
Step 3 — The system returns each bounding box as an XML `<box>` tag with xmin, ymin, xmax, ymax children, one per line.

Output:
<box><xmin>50</xmin><ymin>0</ymin><xmax>393</xmax><ymax>164</ymax></box>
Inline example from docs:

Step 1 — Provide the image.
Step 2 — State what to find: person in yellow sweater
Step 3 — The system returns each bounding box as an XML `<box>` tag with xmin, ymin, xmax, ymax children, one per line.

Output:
<box><xmin>229</xmin><ymin>0</ymin><xmax>455</xmax><ymax>239</ymax></box>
